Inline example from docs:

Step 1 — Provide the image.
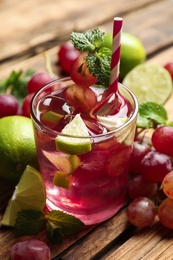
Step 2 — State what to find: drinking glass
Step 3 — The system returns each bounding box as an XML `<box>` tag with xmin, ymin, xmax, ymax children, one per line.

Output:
<box><xmin>31</xmin><ymin>78</ymin><xmax>138</xmax><ymax>225</ymax></box>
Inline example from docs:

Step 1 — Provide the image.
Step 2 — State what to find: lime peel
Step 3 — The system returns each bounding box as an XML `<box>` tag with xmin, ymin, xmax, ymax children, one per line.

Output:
<box><xmin>55</xmin><ymin>114</ymin><xmax>91</xmax><ymax>155</ymax></box>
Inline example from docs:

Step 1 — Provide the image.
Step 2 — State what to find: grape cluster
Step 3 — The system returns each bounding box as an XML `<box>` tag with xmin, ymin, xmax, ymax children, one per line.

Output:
<box><xmin>127</xmin><ymin>125</ymin><xmax>173</xmax><ymax>229</ymax></box>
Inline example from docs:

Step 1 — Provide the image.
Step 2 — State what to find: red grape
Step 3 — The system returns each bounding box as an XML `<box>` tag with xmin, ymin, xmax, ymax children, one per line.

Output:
<box><xmin>161</xmin><ymin>170</ymin><xmax>173</xmax><ymax>199</ymax></box>
<box><xmin>22</xmin><ymin>93</ymin><xmax>35</xmax><ymax>117</ymax></box>
<box><xmin>70</xmin><ymin>54</ymin><xmax>98</xmax><ymax>86</ymax></box>
<box><xmin>152</xmin><ymin>125</ymin><xmax>173</xmax><ymax>157</ymax></box>
<box><xmin>65</xmin><ymin>83</ymin><xmax>97</xmax><ymax>112</ymax></box>
<box><xmin>164</xmin><ymin>62</ymin><xmax>173</xmax><ymax>81</ymax></box>
<box><xmin>58</xmin><ymin>42</ymin><xmax>80</xmax><ymax>74</ymax></box>
<box><xmin>11</xmin><ymin>239</ymin><xmax>51</xmax><ymax>260</ymax></box>
<box><xmin>128</xmin><ymin>175</ymin><xmax>157</xmax><ymax>199</ymax></box>
<box><xmin>139</xmin><ymin>150</ymin><xmax>172</xmax><ymax>183</ymax></box>
<box><xmin>127</xmin><ymin>197</ymin><xmax>156</xmax><ymax>227</ymax></box>
<box><xmin>0</xmin><ymin>94</ymin><xmax>19</xmax><ymax>118</ymax></box>
<box><xmin>27</xmin><ymin>71</ymin><xmax>53</xmax><ymax>94</ymax></box>
<box><xmin>158</xmin><ymin>198</ymin><xmax>173</xmax><ymax>229</ymax></box>
<box><xmin>130</xmin><ymin>141</ymin><xmax>151</xmax><ymax>174</ymax></box>
<box><xmin>17</xmin><ymin>106</ymin><xmax>24</xmax><ymax>116</ymax></box>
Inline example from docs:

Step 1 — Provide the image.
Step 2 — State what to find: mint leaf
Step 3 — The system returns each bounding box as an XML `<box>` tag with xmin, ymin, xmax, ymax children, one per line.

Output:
<box><xmin>14</xmin><ymin>209</ymin><xmax>46</xmax><ymax>236</ymax></box>
<box><xmin>70</xmin><ymin>28</ymin><xmax>104</xmax><ymax>53</ymax></box>
<box><xmin>46</xmin><ymin>210</ymin><xmax>84</xmax><ymax>236</ymax></box>
<box><xmin>86</xmin><ymin>47</ymin><xmax>111</xmax><ymax>86</ymax></box>
<box><xmin>70</xmin><ymin>28</ymin><xmax>112</xmax><ymax>87</ymax></box>
<box><xmin>0</xmin><ymin>69</ymin><xmax>35</xmax><ymax>105</ymax></box>
<box><xmin>47</xmin><ymin>221</ymin><xmax>63</xmax><ymax>244</ymax></box>
<box><xmin>137</xmin><ymin>102</ymin><xmax>167</xmax><ymax>129</ymax></box>
<box><xmin>84</xmin><ymin>28</ymin><xmax>104</xmax><ymax>49</ymax></box>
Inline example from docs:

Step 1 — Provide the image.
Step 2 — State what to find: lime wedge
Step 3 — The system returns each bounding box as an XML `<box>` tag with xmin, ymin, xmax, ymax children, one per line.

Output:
<box><xmin>53</xmin><ymin>171</ymin><xmax>71</xmax><ymax>189</ymax></box>
<box><xmin>42</xmin><ymin>111</ymin><xmax>63</xmax><ymax>123</ymax></box>
<box><xmin>122</xmin><ymin>63</ymin><xmax>173</xmax><ymax>104</ymax></box>
<box><xmin>55</xmin><ymin>114</ymin><xmax>91</xmax><ymax>155</ymax></box>
<box><xmin>1</xmin><ymin>165</ymin><xmax>46</xmax><ymax>227</ymax></box>
<box><xmin>41</xmin><ymin>111</ymin><xmax>63</xmax><ymax>128</ymax></box>
<box><xmin>43</xmin><ymin>151</ymin><xmax>81</xmax><ymax>174</ymax></box>
<box><xmin>97</xmin><ymin>115</ymin><xmax>128</xmax><ymax>131</ymax></box>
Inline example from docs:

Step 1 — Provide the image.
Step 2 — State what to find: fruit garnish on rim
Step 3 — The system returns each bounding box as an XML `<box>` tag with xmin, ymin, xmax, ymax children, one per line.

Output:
<box><xmin>70</xmin><ymin>28</ymin><xmax>112</xmax><ymax>87</ymax></box>
<box><xmin>69</xmin><ymin>19</ymin><xmax>129</xmax><ymax>130</ymax></box>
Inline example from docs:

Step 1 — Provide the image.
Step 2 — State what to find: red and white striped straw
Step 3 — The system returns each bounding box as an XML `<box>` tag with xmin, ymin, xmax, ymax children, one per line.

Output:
<box><xmin>109</xmin><ymin>17</ymin><xmax>123</xmax><ymax>93</ymax></box>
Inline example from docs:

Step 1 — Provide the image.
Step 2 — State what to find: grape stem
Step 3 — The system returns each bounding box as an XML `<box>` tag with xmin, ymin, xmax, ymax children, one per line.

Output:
<box><xmin>6</xmin><ymin>85</ymin><xmax>13</xmax><ymax>94</ymax></box>
<box><xmin>43</xmin><ymin>52</ymin><xmax>55</xmax><ymax>78</ymax></box>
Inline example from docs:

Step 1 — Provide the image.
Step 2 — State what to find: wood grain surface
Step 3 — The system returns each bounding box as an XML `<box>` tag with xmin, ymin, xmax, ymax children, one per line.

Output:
<box><xmin>0</xmin><ymin>0</ymin><xmax>173</xmax><ymax>259</ymax></box>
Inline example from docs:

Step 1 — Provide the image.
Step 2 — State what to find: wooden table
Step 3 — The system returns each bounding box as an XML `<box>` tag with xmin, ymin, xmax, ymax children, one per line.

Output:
<box><xmin>0</xmin><ymin>0</ymin><xmax>173</xmax><ymax>259</ymax></box>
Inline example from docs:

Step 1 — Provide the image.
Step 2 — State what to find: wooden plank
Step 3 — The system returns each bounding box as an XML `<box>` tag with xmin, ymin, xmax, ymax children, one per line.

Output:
<box><xmin>104</xmin><ymin>218</ymin><xmax>172</xmax><ymax>260</ymax></box>
<box><xmin>101</xmin><ymin>0</ymin><xmax>173</xmax><ymax>56</ymax></box>
<box><xmin>0</xmin><ymin>0</ymin><xmax>159</xmax><ymax>62</ymax></box>
<box><xmin>0</xmin><ymin>1</ymin><xmax>173</xmax><ymax>259</ymax></box>
<box><xmin>57</xmin><ymin>209</ymin><xmax>132</xmax><ymax>260</ymax></box>
<box><xmin>1</xmin><ymin>0</ymin><xmax>172</xmax><ymax>73</ymax></box>
<box><xmin>0</xmin><ymin>223</ymin><xmax>97</xmax><ymax>260</ymax></box>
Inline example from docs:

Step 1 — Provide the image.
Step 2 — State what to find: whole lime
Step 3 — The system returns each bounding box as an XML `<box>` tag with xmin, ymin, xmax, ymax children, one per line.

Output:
<box><xmin>0</xmin><ymin>116</ymin><xmax>38</xmax><ymax>183</ymax></box>
<box><xmin>100</xmin><ymin>32</ymin><xmax>113</xmax><ymax>50</ymax></box>
<box><xmin>120</xmin><ymin>32</ymin><xmax>146</xmax><ymax>81</ymax></box>
<box><xmin>100</xmin><ymin>32</ymin><xmax>146</xmax><ymax>81</ymax></box>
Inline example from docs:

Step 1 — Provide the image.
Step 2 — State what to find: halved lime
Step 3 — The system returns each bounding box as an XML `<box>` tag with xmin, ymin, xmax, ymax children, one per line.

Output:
<box><xmin>55</xmin><ymin>114</ymin><xmax>91</xmax><ymax>155</ymax></box>
<box><xmin>1</xmin><ymin>165</ymin><xmax>46</xmax><ymax>227</ymax></box>
<box><xmin>122</xmin><ymin>63</ymin><xmax>173</xmax><ymax>104</ymax></box>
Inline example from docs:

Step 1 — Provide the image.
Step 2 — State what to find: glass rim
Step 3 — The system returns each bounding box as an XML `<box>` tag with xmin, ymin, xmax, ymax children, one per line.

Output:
<box><xmin>30</xmin><ymin>77</ymin><xmax>138</xmax><ymax>139</ymax></box>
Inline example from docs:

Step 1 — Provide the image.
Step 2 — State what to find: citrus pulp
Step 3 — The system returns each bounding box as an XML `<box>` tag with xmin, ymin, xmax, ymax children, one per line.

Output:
<box><xmin>122</xmin><ymin>63</ymin><xmax>173</xmax><ymax>104</ymax></box>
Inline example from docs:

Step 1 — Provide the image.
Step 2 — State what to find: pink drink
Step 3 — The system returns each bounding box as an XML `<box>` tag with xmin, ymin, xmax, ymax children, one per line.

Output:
<box><xmin>31</xmin><ymin>78</ymin><xmax>138</xmax><ymax>225</ymax></box>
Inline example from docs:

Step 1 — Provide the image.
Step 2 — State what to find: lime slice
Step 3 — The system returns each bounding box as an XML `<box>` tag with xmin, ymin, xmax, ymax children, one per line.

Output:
<box><xmin>122</xmin><ymin>63</ymin><xmax>173</xmax><ymax>104</ymax></box>
<box><xmin>97</xmin><ymin>115</ymin><xmax>128</xmax><ymax>131</ymax></box>
<box><xmin>53</xmin><ymin>171</ymin><xmax>71</xmax><ymax>189</ymax></box>
<box><xmin>1</xmin><ymin>165</ymin><xmax>46</xmax><ymax>227</ymax></box>
<box><xmin>55</xmin><ymin>114</ymin><xmax>91</xmax><ymax>155</ymax></box>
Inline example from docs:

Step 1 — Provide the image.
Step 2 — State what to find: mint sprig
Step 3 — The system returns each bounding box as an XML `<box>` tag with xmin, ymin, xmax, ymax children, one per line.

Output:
<box><xmin>70</xmin><ymin>28</ymin><xmax>111</xmax><ymax>87</ymax></box>
<box><xmin>136</xmin><ymin>101</ymin><xmax>173</xmax><ymax>134</ymax></box>
<box><xmin>70</xmin><ymin>28</ymin><xmax>104</xmax><ymax>52</ymax></box>
<box><xmin>14</xmin><ymin>209</ymin><xmax>84</xmax><ymax>244</ymax></box>
<box><xmin>14</xmin><ymin>209</ymin><xmax>46</xmax><ymax>236</ymax></box>
<box><xmin>87</xmin><ymin>47</ymin><xmax>112</xmax><ymax>87</ymax></box>
<box><xmin>46</xmin><ymin>210</ymin><xmax>83</xmax><ymax>243</ymax></box>
<box><xmin>0</xmin><ymin>69</ymin><xmax>35</xmax><ymax>105</ymax></box>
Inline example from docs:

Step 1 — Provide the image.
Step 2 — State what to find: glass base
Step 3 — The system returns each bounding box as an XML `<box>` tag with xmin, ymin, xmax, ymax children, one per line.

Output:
<box><xmin>46</xmin><ymin>198</ymin><xmax>124</xmax><ymax>225</ymax></box>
